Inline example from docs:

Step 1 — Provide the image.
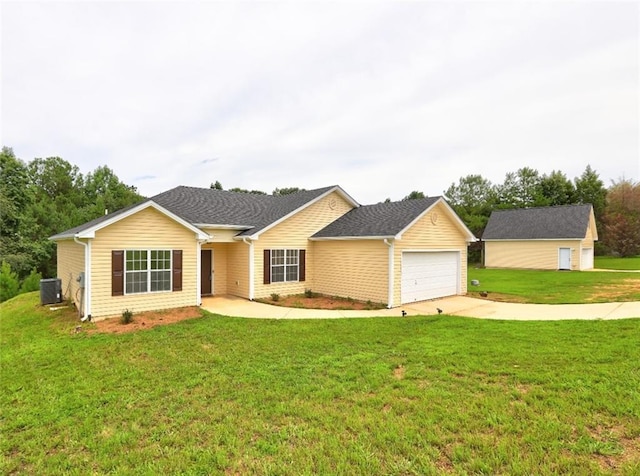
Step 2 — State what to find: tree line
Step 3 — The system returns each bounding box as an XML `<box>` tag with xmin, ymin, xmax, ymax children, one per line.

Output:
<box><xmin>2</xmin><ymin>147</ymin><xmax>639</xmax><ymax>301</ymax></box>
<box><xmin>1</xmin><ymin>147</ymin><xmax>143</xmax><ymax>299</ymax></box>
<box><xmin>443</xmin><ymin>166</ymin><xmax>639</xmax><ymax>258</ymax></box>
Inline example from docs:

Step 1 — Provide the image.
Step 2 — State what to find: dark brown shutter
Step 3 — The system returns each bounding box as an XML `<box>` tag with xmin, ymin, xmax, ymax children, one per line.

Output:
<box><xmin>263</xmin><ymin>249</ymin><xmax>271</xmax><ymax>284</ymax></box>
<box><xmin>299</xmin><ymin>249</ymin><xmax>306</xmax><ymax>282</ymax></box>
<box><xmin>112</xmin><ymin>250</ymin><xmax>124</xmax><ymax>296</ymax></box>
<box><xmin>172</xmin><ymin>250</ymin><xmax>182</xmax><ymax>292</ymax></box>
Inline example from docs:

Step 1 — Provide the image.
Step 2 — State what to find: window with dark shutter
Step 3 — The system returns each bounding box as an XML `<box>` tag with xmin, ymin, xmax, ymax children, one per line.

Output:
<box><xmin>112</xmin><ymin>250</ymin><xmax>124</xmax><ymax>296</ymax></box>
<box><xmin>172</xmin><ymin>250</ymin><xmax>182</xmax><ymax>292</ymax></box>
<box><xmin>263</xmin><ymin>249</ymin><xmax>271</xmax><ymax>284</ymax></box>
<box><xmin>299</xmin><ymin>249</ymin><xmax>306</xmax><ymax>282</ymax></box>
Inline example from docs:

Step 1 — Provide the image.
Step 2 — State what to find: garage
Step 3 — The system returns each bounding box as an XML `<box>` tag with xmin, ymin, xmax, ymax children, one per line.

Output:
<box><xmin>581</xmin><ymin>248</ymin><xmax>594</xmax><ymax>270</ymax></box>
<box><xmin>401</xmin><ymin>251</ymin><xmax>460</xmax><ymax>304</ymax></box>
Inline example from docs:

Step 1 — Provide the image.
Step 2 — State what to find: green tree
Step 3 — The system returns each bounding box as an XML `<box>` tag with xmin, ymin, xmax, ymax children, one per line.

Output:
<box><xmin>82</xmin><ymin>165</ymin><xmax>142</xmax><ymax>220</ymax></box>
<box><xmin>497</xmin><ymin>167</ymin><xmax>545</xmax><ymax>208</ymax></box>
<box><xmin>27</xmin><ymin>156</ymin><xmax>84</xmax><ymax>202</ymax></box>
<box><xmin>402</xmin><ymin>191</ymin><xmax>425</xmax><ymax>200</ymax></box>
<box><xmin>444</xmin><ymin>174</ymin><xmax>497</xmax><ymax>233</ymax></box>
<box><xmin>228</xmin><ymin>187</ymin><xmax>267</xmax><ymax>195</ymax></box>
<box><xmin>0</xmin><ymin>147</ymin><xmax>34</xmax><ymax>276</ymax></box>
<box><xmin>273</xmin><ymin>187</ymin><xmax>305</xmax><ymax>195</ymax></box>
<box><xmin>574</xmin><ymin>165</ymin><xmax>607</xmax><ymax>217</ymax></box>
<box><xmin>210</xmin><ymin>180</ymin><xmax>223</xmax><ymax>190</ymax></box>
<box><xmin>0</xmin><ymin>261</ymin><xmax>20</xmax><ymax>302</ymax></box>
<box><xmin>20</xmin><ymin>268</ymin><xmax>42</xmax><ymax>293</ymax></box>
<box><xmin>540</xmin><ymin>170</ymin><xmax>575</xmax><ymax>206</ymax></box>
<box><xmin>602</xmin><ymin>179</ymin><xmax>640</xmax><ymax>257</ymax></box>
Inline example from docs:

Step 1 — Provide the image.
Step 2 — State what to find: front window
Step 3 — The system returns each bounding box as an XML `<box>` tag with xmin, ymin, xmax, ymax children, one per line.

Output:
<box><xmin>271</xmin><ymin>249</ymin><xmax>299</xmax><ymax>283</ymax></box>
<box><xmin>125</xmin><ymin>249</ymin><xmax>171</xmax><ymax>294</ymax></box>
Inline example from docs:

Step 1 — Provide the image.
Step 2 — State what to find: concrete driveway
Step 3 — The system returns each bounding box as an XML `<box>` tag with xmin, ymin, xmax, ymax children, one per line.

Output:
<box><xmin>201</xmin><ymin>295</ymin><xmax>640</xmax><ymax>321</ymax></box>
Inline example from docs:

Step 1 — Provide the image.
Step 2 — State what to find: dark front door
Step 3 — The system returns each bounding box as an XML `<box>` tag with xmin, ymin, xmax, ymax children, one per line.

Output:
<box><xmin>201</xmin><ymin>249</ymin><xmax>212</xmax><ymax>295</ymax></box>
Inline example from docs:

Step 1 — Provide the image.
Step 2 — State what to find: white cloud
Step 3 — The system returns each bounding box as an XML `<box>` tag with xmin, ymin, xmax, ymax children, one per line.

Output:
<box><xmin>2</xmin><ymin>1</ymin><xmax>638</xmax><ymax>204</ymax></box>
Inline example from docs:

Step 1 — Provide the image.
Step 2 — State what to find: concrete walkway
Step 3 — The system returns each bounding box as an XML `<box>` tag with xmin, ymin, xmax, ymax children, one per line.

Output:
<box><xmin>202</xmin><ymin>295</ymin><xmax>640</xmax><ymax>321</ymax></box>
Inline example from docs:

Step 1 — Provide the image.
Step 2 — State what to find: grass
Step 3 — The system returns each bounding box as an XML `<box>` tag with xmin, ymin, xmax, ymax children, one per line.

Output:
<box><xmin>595</xmin><ymin>256</ymin><xmax>640</xmax><ymax>270</ymax></box>
<box><xmin>467</xmin><ymin>267</ymin><xmax>640</xmax><ymax>304</ymax></box>
<box><xmin>2</xmin><ymin>292</ymin><xmax>640</xmax><ymax>474</ymax></box>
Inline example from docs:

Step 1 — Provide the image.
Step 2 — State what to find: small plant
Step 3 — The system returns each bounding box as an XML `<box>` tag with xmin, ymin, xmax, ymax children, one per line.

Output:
<box><xmin>20</xmin><ymin>268</ymin><xmax>43</xmax><ymax>293</ymax></box>
<box><xmin>0</xmin><ymin>261</ymin><xmax>20</xmax><ymax>303</ymax></box>
<box><xmin>121</xmin><ymin>309</ymin><xmax>134</xmax><ymax>324</ymax></box>
<box><xmin>304</xmin><ymin>289</ymin><xmax>315</xmax><ymax>298</ymax></box>
<box><xmin>270</xmin><ymin>293</ymin><xmax>280</xmax><ymax>302</ymax></box>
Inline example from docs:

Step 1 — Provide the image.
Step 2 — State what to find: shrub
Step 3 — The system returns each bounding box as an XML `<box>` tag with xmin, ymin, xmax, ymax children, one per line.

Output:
<box><xmin>270</xmin><ymin>293</ymin><xmax>280</xmax><ymax>302</ymax></box>
<box><xmin>0</xmin><ymin>261</ymin><xmax>20</xmax><ymax>302</ymax></box>
<box><xmin>20</xmin><ymin>268</ymin><xmax>42</xmax><ymax>293</ymax></box>
<box><xmin>121</xmin><ymin>309</ymin><xmax>134</xmax><ymax>324</ymax></box>
<box><xmin>304</xmin><ymin>289</ymin><xmax>315</xmax><ymax>298</ymax></box>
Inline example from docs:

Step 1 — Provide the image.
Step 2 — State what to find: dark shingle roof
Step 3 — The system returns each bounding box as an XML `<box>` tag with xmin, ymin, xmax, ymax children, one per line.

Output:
<box><xmin>482</xmin><ymin>204</ymin><xmax>593</xmax><ymax>240</ymax></box>
<box><xmin>312</xmin><ymin>197</ymin><xmax>440</xmax><ymax>238</ymax></box>
<box><xmin>51</xmin><ymin>185</ymin><xmax>342</xmax><ymax>239</ymax></box>
<box><xmin>151</xmin><ymin>185</ymin><xmax>338</xmax><ymax>236</ymax></box>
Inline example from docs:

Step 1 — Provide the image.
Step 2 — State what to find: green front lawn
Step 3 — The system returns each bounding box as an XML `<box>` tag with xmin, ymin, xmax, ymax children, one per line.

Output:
<box><xmin>595</xmin><ymin>256</ymin><xmax>640</xmax><ymax>270</ymax></box>
<box><xmin>468</xmin><ymin>268</ymin><xmax>640</xmax><ymax>304</ymax></box>
<box><xmin>2</xmin><ymin>293</ymin><xmax>639</xmax><ymax>474</ymax></box>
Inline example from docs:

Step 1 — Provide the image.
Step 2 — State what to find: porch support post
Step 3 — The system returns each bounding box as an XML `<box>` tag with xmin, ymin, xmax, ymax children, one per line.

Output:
<box><xmin>242</xmin><ymin>237</ymin><xmax>255</xmax><ymax>300</ymax></box>
<box><xmin>196</xmin><ymin>239</ymin><xmax>202</xmax><ymax>305</ymax></box>
<box><xmin>384</xmin><ymin>238</ymin><xmax>394</xmax><ymax>308</ymax></box>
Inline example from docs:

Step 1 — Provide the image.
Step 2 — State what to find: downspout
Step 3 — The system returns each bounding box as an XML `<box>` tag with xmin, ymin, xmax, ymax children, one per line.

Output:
<box><xmin>384</xmin><ymin>238</ymin><xmax>394</xmax><ymax>308</ymax></box>
<box><xmin>196</xmin><ymin>238</ymin><xmax>204</xmax><ymax>305</ymax></box>
<box><xmin>74</xmin><ymin>235</ymin><xmax>91</xmax><ymax>320</ymax></box>
<box><xmin>242</xmin><ymin>237</ymin><xmax>255</xmax><ymax>300</ymax></box>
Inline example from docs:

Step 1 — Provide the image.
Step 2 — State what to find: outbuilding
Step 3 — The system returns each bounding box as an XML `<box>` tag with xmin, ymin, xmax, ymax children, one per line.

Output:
<box><xmin>482</xmin><ymin>204</ymin><xmax>598</xmax><ymax>271</ymax></box>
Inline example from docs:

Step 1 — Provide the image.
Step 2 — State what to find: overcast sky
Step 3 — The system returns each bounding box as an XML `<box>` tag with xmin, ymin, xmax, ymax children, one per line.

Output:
<box><xmin>2</xmin><ymin>1</ymin><xmax>638</xmax><ymax>204</ymax></box>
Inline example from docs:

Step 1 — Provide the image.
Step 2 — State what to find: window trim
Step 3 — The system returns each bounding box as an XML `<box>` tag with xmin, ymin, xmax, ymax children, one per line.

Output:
<box><xmin>270</xmin><ymin>248</ymin><xmax>299</xmax><ymax>283</ymax></box>
<box><xmin>124</xmin><ymin>249</ymin><xmax>173</xmax><ymax>295</ymax></box>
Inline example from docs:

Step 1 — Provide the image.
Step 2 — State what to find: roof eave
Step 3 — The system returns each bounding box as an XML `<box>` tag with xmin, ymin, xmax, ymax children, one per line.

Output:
<box><xmin>482</xmin><ymin>237</ymin><xmax>584</xmax><ymax>241</ymax></box>
<box><xmin>195</xmin><ymin>224</ymin><xmax>253</xmax><ymax>230</ymax></box>
<box><xmin>309</xmin><ymin>235</ymin><xmax>395</xmax><ymax>241</ymax></box>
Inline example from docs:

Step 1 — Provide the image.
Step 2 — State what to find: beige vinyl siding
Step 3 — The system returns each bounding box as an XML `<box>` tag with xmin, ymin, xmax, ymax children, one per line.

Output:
<box><xmin>56</xmin><ymin>239</ymin><xmax>85</xmax><ymax>309</ymax></box>
<box><xmin>226</xmin><ymin>242</ymin><xmax>250</xmax><ymax>298</ymax></box>
<box><xmin>206</xmin><ymin>243</ymin><xmax>230</xmax><ymax>295</ymax></box>
<box><xmin>254</xmin><ymin>191</ymin><xmax>355</xmax><ymax>299</ymax></box>
<box><xmin>395</xmin><ymin>202</ymin><xmax>468</xmax><ymax>305</ymax></box>
<box><xmin>484</xmin><ymin>240</ymin><xmax>581</xmax><ymax>270</ymax></box>
<box><xmin>90</xmin><ymin>207</ymin><xmax>198</xmax><ymax>319</ymax></box>
<box><xmin>313</xmin><ymin>240</ymin><xmax>389</xmax><ymax>304</ymax></box>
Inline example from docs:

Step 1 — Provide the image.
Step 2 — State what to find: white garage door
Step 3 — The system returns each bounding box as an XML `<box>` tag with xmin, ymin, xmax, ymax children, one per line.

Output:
<box><xmin>581</xmin><ymin>248</ymin><xmax>594</xmax><ymax>270</ymax></box>
<box><xmin>401</xmin><ymin>252</ymin><xmax>460</xmax><ymax>304</ymax></box>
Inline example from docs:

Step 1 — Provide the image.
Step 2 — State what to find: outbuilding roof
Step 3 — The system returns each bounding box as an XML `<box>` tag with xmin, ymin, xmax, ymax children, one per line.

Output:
<box><xmin>482</xmin><ymin>204</ymin><xmax>594</xmax><ymax>240</ymax></box>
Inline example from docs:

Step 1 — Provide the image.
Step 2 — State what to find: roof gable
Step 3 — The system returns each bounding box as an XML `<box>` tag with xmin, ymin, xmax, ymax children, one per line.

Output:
<box><xmin>482</xmin><ymin>204</ymin><xmax>595</xmax><ymax>240</ymax></box>
<box><xmin>50</xmin><ymin>185</ymin><xmax>359</xmax><ymax>241</ymax></box>
<box><xmin>50</xmin><ymin>201</ymin><xmax>210</xmax><ymax>241</ymax></box>
<box><xmin>311</xmin><ymin>197</ymin><xmax>476</xmax><ymax>241</ymax></box>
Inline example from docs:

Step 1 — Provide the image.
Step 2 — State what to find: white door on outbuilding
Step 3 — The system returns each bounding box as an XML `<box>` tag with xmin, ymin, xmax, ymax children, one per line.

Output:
<box><xmin>581</xmin><ymin>248</ymin><xmax>593</xmax><ymax>270</ymax></box>
<box><xmin>401</xmin><ymin>251</ymin><xmax>460</xmax><ymax>304</ymax></box>
<box><xmin>559</xmin><ymin>247</ymin><xmax>572</xmax><ymax>270</ymax></box>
